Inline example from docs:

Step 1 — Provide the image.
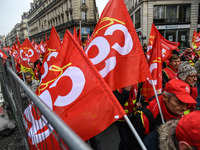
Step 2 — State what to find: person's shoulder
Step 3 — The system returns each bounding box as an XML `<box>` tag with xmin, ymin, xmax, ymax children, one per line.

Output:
<box><xmin>32</xmin><ymin>79</ymin><xmax>40</xmax><ymax>84</ymax></box>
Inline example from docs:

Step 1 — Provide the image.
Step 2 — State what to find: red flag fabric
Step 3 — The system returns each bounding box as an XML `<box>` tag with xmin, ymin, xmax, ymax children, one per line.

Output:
<box><xmin>147</xmin><ymin>24</ymin><xmax>180</xmax><ymax>62</ymax></box>
<box><xmin>73</xmin><ymin>26</ymin><xmax>78</xmax><ymax>40</ymax></box>
<box><xmin>39</xmin><ymin>26</ymin><xmax>61</xmax><ymax>84</ymax></box>
<box><xmin>85</xmin><ymin>0</ymin><xmax>151</xmax><ymax>91</ymax></box>
<box><xmin>20</xmin><ymin>38</ymin><xmax>39</xmax><ymax>73</ymax></box>
<box><xmin>16</xmin><ymin>36</ymin><xmax>21</xmax><ymax>49</ymax></box>
<box><xmin>23</xmin><ymin>30</ymin><xmax>125</xmax><ymax>149</ymax></box>
<box><xmin>84</xmin><ymin>34</ymin><xmax>91</xmax><ymax>51</ymax></box>
<box><xmin>142</xmin><ymin>23</ymin><xmax>179</xmax><ymax>101</ymax></box>
<box><xmin>0</xmin><ymin>49</ymin><xmax>7</xmax><ymax>59</ymax></box>
<box><xmin>191</xmin><ymin>31</ymin><xmax>200</xmax><ymax>51</ymax></box>
<box><xmin>12</xmin><ymin>43</ymin><xmax>20</xmax><ymax>63</ymax></box>
<box><xmin>31</xmin><ymin>39</ymin><xmax>34</xmax><ymax>45</ymax></box>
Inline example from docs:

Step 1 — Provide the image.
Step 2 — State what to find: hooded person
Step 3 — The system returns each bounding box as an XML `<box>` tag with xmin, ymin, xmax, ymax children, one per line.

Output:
<box><xmin>158</xmin><ymin>111</ymin><xmax>200</xmax><ymax>150</ymax></box>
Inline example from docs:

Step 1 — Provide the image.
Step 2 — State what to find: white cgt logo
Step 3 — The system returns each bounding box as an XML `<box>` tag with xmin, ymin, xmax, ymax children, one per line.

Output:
<box><xmin>85</xmin><ymin>24</ymin><xmax>133</xmax><ymax>78</ymax></box>
<box><xmin>20</xmin><ymin>49</ymin><xmax>34</xmax><ymax>62</ymax></box>
<box><xmin>24</xmin><ymin>50</ymin><xmax>86</xmax><ymax>144</ymax></box>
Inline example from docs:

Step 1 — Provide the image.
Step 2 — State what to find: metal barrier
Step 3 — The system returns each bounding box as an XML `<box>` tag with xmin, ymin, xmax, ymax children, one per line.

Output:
<box><xmin>0</xmin><ymin>56</ymin><xmax>92</xmax><ymax>150</ymax></box>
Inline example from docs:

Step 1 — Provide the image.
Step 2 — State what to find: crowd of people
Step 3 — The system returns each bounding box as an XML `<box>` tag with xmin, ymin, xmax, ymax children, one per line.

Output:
<box><xmin>12</xmin><ymin>42</ymin><xmax>200</xmax><ymax>150</ymax></box>
<box><xmin>113</xmin><ymin>44</ymin><xmax>200</xmax><ymax>150</ymax></box>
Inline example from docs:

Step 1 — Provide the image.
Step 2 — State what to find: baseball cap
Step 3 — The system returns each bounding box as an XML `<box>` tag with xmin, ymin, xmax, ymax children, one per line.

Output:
<box><xmin>164</xmin><ymin>79</ymin><xmax>196</xmax><ymax>104</ymax></box>
<box><xmin>176</xmin><ymin>111</ymin><xmax>200</xmax><ymax>149</ymax></box>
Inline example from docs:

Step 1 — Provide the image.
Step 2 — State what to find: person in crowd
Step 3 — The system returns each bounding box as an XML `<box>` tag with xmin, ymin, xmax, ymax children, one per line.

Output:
<box><xmin>163</xmin><ymin>50</ymin><xmax>179</xmax><ymax>69</ymax></box>
<box><xmin>127</xmin><ymin>79</ymin><xmax>197</xmax><ymax>150</ymax></box>
<box><xmin>21</xmin><ymin>72</ymin><xmax>40</xmax><ymax>110</ymax></box>
<box><xmin>113</xmin><ymin>84</ymin><xmax>146</xmax><ymax>150</ymax></box>
<box><xmin>162</xmin><ymin>54</ymin><xmax>180</xmax><ymax>88</ymax></box>
<box><xmin>178</xmin><ymin>61</ymin><xmax>198</xmax><ymax>112</ymax></box>
<box><xmin>34</xmin><ymin>56</ymin><xmax>43</xmax><ymax>75</ymax></box>
<box><xmin>194</xmin><ymin>59</ymin><xmax>200</xmax><ymax>110</ymax></box>
<box><xmin>193</xmin><ymin>48</ymin><xmax>199</xmax><ymax>61</ymax></box>
<box><xmin>29</xmin><ymin>61</ymin><xmax>40</xmax><ymax>81</ymax></box>
<box><xmin>21</xmin><ymin>72</ymin><xmax>40</xmax><ymax>97</ymax></box>
<box><xmin>143</xmin><ymin>43</ymin><xmax>147</xmax><ymax>58</ymax></box>
<box><xmin>180</xmin><ymin>45</ymin><xmax>197</xmax><ymax>66</ymax></box>
<box><xmin>158</xmin><ymin>111</ymin><xmax>200</xmax><ymax>150</ymax></box>
<box><xmin>15</xmin><ymin>60</ymin><xmax>23</xmax><ymax>79</ymax></box>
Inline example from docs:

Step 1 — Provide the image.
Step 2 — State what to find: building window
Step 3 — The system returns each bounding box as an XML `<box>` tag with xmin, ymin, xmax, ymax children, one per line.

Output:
<box><xmin>69</xmin><ymin>0</ymin><xmax>72</xmax><ymax>8</ymax></box>
<box><xmin>66</xmin><ymin>0</ymin><xmax>68</xmax><ymax>9</ymax></box>
<box><xmin>70</xmin><ymin>12</ymin><xmax>73</xmax><ymax>20</ymax></box>
<box><xmin>82</xmin><ymin>11</ymin><xmax>87</xmax><ymax>22</ymax></box>
<box><xmin>81</xmin><ymin>0</ymin><xmax>86</xmax><ymax>5</ymax></box>
<box><xmin>67</xmin><ymin>14</ymin><xmax>69</xmax><ymax>21</ymax></box>
<box><xmin>153</xmin><ymin>6</ymin><xmax>165</xmax><ymax>19</ymax></box>
<box><xmin>166</xmin><ymin>5</ymin><xmax>177</xmax><ymax>19</ymax></box>
<box><xmin>153</xmin><ymin>5</ymin><xmax>190</xmax><ymax>24</ymax></box>
<box><xmin>130</xmin><ymin>14</ymin><xmax>134</xmax><ymax>22</ymax></box>
<box><xmin>198</xmin><ymin>3</ymin><xmax>200</xmax><ymax>23</ymax></box>
<box><xmin>58</xmin><ymin>16</ymin><xmax>61</xmax><ymax>24</ymax></box>
<box><xmin>135</xmin><ymin>9</ymin><xmax>140</xmax><ymax>28</ymax></box>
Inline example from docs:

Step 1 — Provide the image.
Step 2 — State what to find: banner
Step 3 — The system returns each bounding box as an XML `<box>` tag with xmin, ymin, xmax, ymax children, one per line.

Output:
<box><xmin>142</xmin><ymin>23</ymin><xmax>179</xmax><ymax>101</ymax></box>
<box><xmin>85</xmin><ymin>0</ymin><xmax>151</xmax><ymax>91</ymax></box>
<box><xmin>24</xmin><ymin>29</ymin><xmax>125</xmax><ymax>149</ymax></box>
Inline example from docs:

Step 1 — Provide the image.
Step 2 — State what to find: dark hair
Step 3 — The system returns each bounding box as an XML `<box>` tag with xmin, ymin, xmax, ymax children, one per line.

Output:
<box><xmin>25</xmin><ymin>72</ymin><xmax>32</xmax><ymax>77</ymax></box>
<box><xmin>169</xmin><ymin>54</ymin><xmax>180</xmax><ymax>62</ymax></box>
<box><xmin>186</xmin><ymin>42</ymin><xmax>191</xmax><ymax>48</ymax></box>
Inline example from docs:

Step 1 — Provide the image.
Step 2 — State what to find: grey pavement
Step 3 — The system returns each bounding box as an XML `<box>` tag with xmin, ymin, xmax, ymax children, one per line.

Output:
<box><xmin>99</xmin><ymin>122</ymin><xmax>120</xmax><ymax>150</ymax></box>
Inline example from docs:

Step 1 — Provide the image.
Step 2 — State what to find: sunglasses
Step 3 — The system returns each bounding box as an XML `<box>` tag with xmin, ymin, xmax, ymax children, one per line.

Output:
<box><xmin>188</xmin><ymin>75</ymin><xmax>197</xmax><ymax>78</ymax></box>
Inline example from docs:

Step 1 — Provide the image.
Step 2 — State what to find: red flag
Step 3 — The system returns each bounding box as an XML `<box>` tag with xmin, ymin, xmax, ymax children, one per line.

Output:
<box><xmin>24</xmin><ymin>30</ymin><xmax>125</xmax><ymax>149</ymax></box>
<box><xmin>12</xmin><ymin>43</ymin><xmax>20</xmax><ymax>63</ymax></box>
<box><xmin>85</xmin><ymin>0</ymin><xmax>151</xmax><ymax>91</ymax></box>
<box><xmin>39</xmin><ymin>26</ymin><xmax>61</xmax><ymax>83</ymax></box>
<box><xmin>142</xmin><ymin>23</ymin><xmax>179</xmax><ymax>101</ymax></box>
<box><xmin>73</xmin><ymin>26</ymin><xmax>78</xmax><ymax>40</ymax></box>
<box><xmin>147</xmin><ymin>24</ymin><xmax>180</xmax><ymax>62</ymax></box>
<box><xmin>20</xmin><ymin>38</ymin><xmax>39</xmax><ymax>73</ymax></box>
<box><xmin>84</xmin><ymin>34</ymin><xmax>91</xmax><ymax>51</ymax></box>
<box><xmin>191</xmin><ymin>31</ymin><xmax>200</xmax><ymax>51</ymax></box>
<box><xmin>31</xmin><ymin>39</ymin><xmax>34</xmax><ymax>45</ymax></box>
<box><xmin>16</xmin><ymin>36</ymin><xmax>21</xmax><ymax>49</ymax></box>
<box><xmin>37</xmin><ymin>39</ymin><xmax>45</xmax><ymax>56</ymax></box>
<box><xmin>0</xmin><ymin>49</ymin><xmax>7</xmax><ymax>59</ymax></box>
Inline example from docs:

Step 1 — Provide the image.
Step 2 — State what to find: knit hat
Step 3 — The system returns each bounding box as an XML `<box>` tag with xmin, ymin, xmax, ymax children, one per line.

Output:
<box><xmin>178</xmin><ymin>61</ymin><xmax>197</xmax><ymax>81</ymax></box>
<box><xmin>176</xmin><ymin>111</ymin><xmax>200</xmax><ymax>149</ymax></box>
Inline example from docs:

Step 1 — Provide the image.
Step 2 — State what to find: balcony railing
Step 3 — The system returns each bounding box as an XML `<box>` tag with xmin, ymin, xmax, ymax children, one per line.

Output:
<box><xmin>153</xmin><ymin>17</ymin><xmax>190</xmax><ymax>24</ymax></box>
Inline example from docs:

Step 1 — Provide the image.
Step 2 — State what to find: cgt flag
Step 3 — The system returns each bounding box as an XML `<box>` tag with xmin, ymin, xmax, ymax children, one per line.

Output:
<box><xmin>85</xmin><ymin>0</ymin><xmax>151</xmax><ymax>91</ymax></box>
<box><xmin>39</xmin><ymin>26</ymin><xmax>62</xmax><ymax>86</ymax></box>
<box><xmin>23</xmin><ymin>29</ymin><xmax>126</xmax><ymax>149</ymax></box>
<box><xmin>0</xmin><ymin>49</ymin><xmax>7</xmax><ymax>59</ymax></box>
<box><xmin>20</xmin><ymin>38</ymin><xmax>39</xmax><ymax>75</ymax></box>
<box><xmin>142</xmin><ymin>23</ymin><xmax>179</xmax><ymax>101</ymax></box>
<box><xmin>191</xmin><ymin>31</ymin><xmax>200</xmax><ymax>51</ymax></box>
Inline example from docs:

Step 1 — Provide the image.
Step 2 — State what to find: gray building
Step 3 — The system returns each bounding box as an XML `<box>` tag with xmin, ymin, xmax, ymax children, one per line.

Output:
<box><xmin>126</xmin><ymin>0</ymin><xmax>200</xmax><ymax>48</ymax></box>
<box><xmin>0</xmin><ymin>35</ymin><xmax>5</xmax><ymax>49</ymax></box>
<box><xmin>28</xmin><ymin>0</ymin><xmax>99</xmax><ymax>43</ymax></box>
<box><xmin>5</xmin><ymin>12</ymin><xmax>29</xmax><ymax>46</ymax></box>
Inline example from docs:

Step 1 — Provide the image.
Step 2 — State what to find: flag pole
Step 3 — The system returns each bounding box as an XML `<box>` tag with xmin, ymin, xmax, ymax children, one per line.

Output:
<box><xmin>149</xmin><ymin>79</ymin><xmax>165</xmax><ymax>124</ymax></box>
<box><xmin>124</xmin><ymin>115</ymin><xmax>147</xmax><ymax>150</ymax></box>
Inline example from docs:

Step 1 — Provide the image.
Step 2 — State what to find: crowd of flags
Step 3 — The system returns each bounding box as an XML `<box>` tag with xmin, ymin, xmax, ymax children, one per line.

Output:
<box><xmin>0</xmin><ymin>0</ymin><xmax>200</xmax><ymax>149</ymax></box>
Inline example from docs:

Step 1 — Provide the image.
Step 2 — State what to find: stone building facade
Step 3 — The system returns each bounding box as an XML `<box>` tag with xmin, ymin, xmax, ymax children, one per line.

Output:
<box><xmin>126</xmin><ymin>0</ymin><xmax>200</xmax><ymax>48</ymax></box>
<box><xmin>28</xmin><ymin>0</ymin><xmax>99</xmax><ymax>43</ymax></box>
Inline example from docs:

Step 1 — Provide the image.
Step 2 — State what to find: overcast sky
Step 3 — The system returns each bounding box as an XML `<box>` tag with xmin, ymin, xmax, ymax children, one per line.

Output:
<box><xmin>0</xmin><ymin>0</ymin><xmax>109</xmax><ymax>36</ymax></box>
